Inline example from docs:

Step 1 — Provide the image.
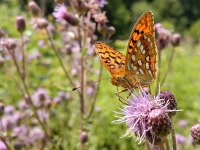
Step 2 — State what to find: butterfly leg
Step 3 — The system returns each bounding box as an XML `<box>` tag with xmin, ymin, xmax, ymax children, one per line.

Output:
<box><xmin>115</xmin><ymin>87</ymin><xmax>128</xmax><ymax>105</ymax></box>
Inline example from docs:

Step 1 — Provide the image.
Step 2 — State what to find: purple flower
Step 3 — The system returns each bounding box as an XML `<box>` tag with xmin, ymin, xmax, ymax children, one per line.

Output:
<box><xmin>28</xmin><ymin>127</ymin><xmax>44</xmax><ymax>144</ymax></box>
<box><xmin>1</xmin><ymin>116</ymin><xmax>16</xmax><ymax>130</ymax></box>
<box><xmin>4</xmin><ymin>105</ymin><xmax>15</xmax><ymax>115</ymax></box>
<box><xmin>18</xmin><ymin>101</ymin><xmax>29</xmax><ymax>110</ymax></box>
<box><xmin>12</xmin><ymin>125</ymin><xmax>29</xmax><ymax>140</ymax></box>
<box><xmin>113</xmin><ymin>90</ymin><xmax>175</xmax><ymax>144</ymax></box>
<box><xmin>178</xmin><ymin>120</ymin><xmax>188</xmax><ymax>128</ymax></box>
<box><xmin>53</xmin><ymin>5</ymin><xmax>79</xmax><ymax>26</ymax></box>
<box><xmin>28</xmin><ymin>50</ymin><xmax>41</xmax><ymax>61</ymax></box>
<box><xmin>32</xmin><ymin>88</ymin><xmax>50</xmax><ymax>107</ymax></box>
<box><xmin>0</xmin><ymin>141</ymin><xmax>6</xmax><ymax>150</ymax></box>
<box><xmin>37</xmin><ymin>109</ymin><xmax>49</xmax><ymax>121</ymax></box>
<box><xmin>176</xmin><ymin>133</ymin><xmax>187</xmax><ymax>145</ymax></box>
<box><xmin>97</xmin><ymin>0</ymin><xmax>107</xmax><ymax>7</ymax></box>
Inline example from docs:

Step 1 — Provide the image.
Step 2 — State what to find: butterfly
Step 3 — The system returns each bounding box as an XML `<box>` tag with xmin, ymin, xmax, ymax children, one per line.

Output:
<box><xmin>95</xmin><ymin>11</ymin><xmax>157</xmax><ymax>90</ymax></box>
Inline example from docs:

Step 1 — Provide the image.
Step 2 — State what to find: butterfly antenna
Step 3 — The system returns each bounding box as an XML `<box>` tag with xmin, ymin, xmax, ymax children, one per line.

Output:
<box><xmin>72</xmin><ymin>77</ymin><xmax>110</xmax><ymax>91</ymax></box>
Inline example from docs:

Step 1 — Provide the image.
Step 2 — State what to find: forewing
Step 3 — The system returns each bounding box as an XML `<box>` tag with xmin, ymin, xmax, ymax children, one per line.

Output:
<box><xmin>95</xmin><ymin>42</ymin><xmax>125</xmax><ymax>78</ymax></box>
<box><xmin>125</xmin><ymin>11</ymin><xmax>157</xmax><ymax>84</ymax></box>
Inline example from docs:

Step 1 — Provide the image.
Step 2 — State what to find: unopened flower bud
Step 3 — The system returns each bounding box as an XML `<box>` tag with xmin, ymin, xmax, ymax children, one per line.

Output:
<box><xmin>80</xmin><ymin>131</ymin><xmax>88</xmax><ymax>143</ymax></box>
<box><xmin>28</xmin><ymin>1</ymin><xmax>41</xmax><ymax>17</ymax></box>
<box><xmin>171</xmin><ymin>33</ymin><xmax>181</xmax><ymax>47</ymax></box>
<box><xmin>7</xmin><ymin>38</ymin><xmax>17</xmax><ymax>50</ymax></box>
<box><xmin>147</xmin><ymin>108</ymin><xmax>172</xmax><ymax>137</ymax></box>
<box><xmin>107</xmin><ymin>26</ymin><xmax>116</xmax><ymax>36</ymax></box>
<box><xmin>16</xmin><ymin>16</ymin><xmax>26</xmax><ymax>33</ymax></box>
<box><xmin>191</xmin><ymin>124</ymin><xmax>200</xmax><ymax>145</ymax></box>
<box><xmin>37</xmin><ymin>18</ymin><xmax>48</xmax><ymax>29</ymax></box>
<box><xmin>154</xmin><ymin>23</ymin><xmax>163</xmax><ymax>36</ymax></box>
<box><xmin>14</xmin><ymin>141</ymin><xmax>24</xmax><ymax>150</ymax></box>
<box><xmin>159</xmin><ymin>91</ymin><xmax>177</xmax><ymax>117</ymax></box>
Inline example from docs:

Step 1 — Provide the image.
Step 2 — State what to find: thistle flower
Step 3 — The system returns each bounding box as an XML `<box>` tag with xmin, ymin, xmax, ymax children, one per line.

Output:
<box><xmin>80</xmin><ymin>131</ymin><xmax>88</xmax><ymax>143</ymax></box>
<box><xmin>159</xmin><ymin>90</ymin><xmax>177</xmax><ymax>117</ymax></box>
<box><xmin>93</xmin><ymin>12</ymin><xmax>108</xmax><ymax>24</ymax></box>
<box><xmin>0</xmin><ymin>141</ymin><xmax>6</xmax><ymax>150</ymax></box>
<box><xmin>171</xmin><ymin>33</ymin><xmax>181</xmax><ymax>46</ymax></box>
<box><xmin>178</xmin><ymin>120</ymin><xmax>188</xmax><ymax>128</ymax></box>
<box><xmin>35</xmin><ymin>18</ymin><xmax>49</xmax><ymax>29</ymax></box>
<box><xmin>97</xmin><ymin>0</ymin><xmax>107</xmax><ymax>7</ymax></box>
<box><xmin>113</xmin><ymin>90</ymin><xmax>174</xmax><ymax>144</ymax></box>
<box><xmin>175</xmin><ymin>133</ymin><xmax>187</xmax><ymax>145</ymax></box>
<box><xmin>191</xmin><ymin>124</ymin><xmax>200</xmax><ymax>145</ymax></box>
<box><xmin>154</xmin><ymin>23</ymin><xmax>172</xmax><ymax>50</ymax></box>
<box><xmin>28</xmin><ymin>127</ymin><xmax>44</xmax><ymax>144</ymax></box>
<box><xmin>53</xmin><ymin>5</ymin><xmax>79</xmax><ymax>26</ymax></box>
<box><xmin>28</xmin><ymin>1</ymin><xmax>41</xmax><ymax>17</ymax></box>
<box><xmin>16</xmin><ymin>16</ymin><xmax>26</xmax><ymax>33</ymax></box>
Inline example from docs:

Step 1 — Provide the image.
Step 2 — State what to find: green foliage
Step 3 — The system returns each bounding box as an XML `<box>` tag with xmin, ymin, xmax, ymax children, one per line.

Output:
<box><xmin>105</xmin><ymin>0</ymin><xmax>130</xmax><ymax>39</ymax></box>
<box><xmin>189</xmin><ymin>19</ymin><xmax>200</xmax><ymax>42</ymax></box>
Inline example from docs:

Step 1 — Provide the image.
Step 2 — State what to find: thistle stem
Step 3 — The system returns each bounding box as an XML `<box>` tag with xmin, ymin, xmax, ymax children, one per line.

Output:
<box><xmin>161</xmin><ymin>46</ymin><xmax>175</xmax><ymax>86</ymax></box>
<box><xmin>45</xmin><ymin>29</ymin><xmax>80</xmax><ymax>96</ymax></box>
<box><xmin>7</xmin><ymin>48</ymin><xmax>49</xmax><ymax>141</ymax></box>
<box><xmin>156</xmin><ymin>50</ymin><xmax>161</xmax><ymax>94</ymax></box>
<box><xmin>87</xmin><ymin>63</ymin><xmax>102</xmax><ymax>119</ymax></box>
<box><xmin>171</xmin><ymin>120</ymin><xmax>177</xmax><ymax>150</ymax></box>
<box><xmin>20</xmin><ymin>33</ymin><xmax>26</xmax><ymax>80</ymax></box>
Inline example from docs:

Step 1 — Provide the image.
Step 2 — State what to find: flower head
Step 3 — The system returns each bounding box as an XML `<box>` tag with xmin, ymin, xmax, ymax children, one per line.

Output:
<box><xmin>171</xmin><ymin>33</ymin><xmax>181</xmax><ymax>46</ymax></box>
<box><xmin>28</xmin><ymin>1</ymin><xmax>41</xmax><ymax>17</ymax></box>
<box><xmin>97</xmin><ymin>0</ymin><xmax>107</xmax><ymax>7</ymax></box>
<box><xmin>191</xmin><ymin>124</ymin><xmax>200</xmax><ymax>145</ymax></box>
<box><xmin>113</xmin><ymin>90</ymin><xmax>175</xmax><ymax>144</ymax></box>
<box><xmin>53</xmin><ymin>5</ymin><xmax>79</xmax><ymax>26</ymax></box>
<box><xmin>16</xmin><ymin>16</ymin><xmax>26</xmax><ymax>33</ymax></box>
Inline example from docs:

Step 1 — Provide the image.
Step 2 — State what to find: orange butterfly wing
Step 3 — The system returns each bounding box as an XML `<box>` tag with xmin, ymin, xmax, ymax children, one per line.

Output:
<box><xmin>95</xmin><ymin>42</ymin><xmax>125</xmax><ymax>78</ymax></box>
<box><xmin>125</xmin><ymin>11</ymin><xmax>157</xmax><ymax>85</ymax></box>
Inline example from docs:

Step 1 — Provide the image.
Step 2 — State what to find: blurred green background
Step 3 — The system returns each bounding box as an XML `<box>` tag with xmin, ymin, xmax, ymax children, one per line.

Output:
<box><xmin>0</xmin><ymin>0</ymin><xmax>200</xmax><ymax>149</ymax></box>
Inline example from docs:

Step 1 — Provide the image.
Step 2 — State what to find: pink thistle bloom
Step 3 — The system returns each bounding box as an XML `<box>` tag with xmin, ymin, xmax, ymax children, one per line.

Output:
<box><xmin>113</xmin><ymin>90</ymin><xmax>176</xmax><ymax>144</ymax></box>
<box><xmin>53</xmin><ymin>5</ymin><xmax>79</xmax><ymax>26</ymax></box>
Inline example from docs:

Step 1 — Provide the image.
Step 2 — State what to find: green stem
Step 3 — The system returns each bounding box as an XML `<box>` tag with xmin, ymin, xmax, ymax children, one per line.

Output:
<box><xmin>156</xmin><ymin>50</ymin><xmax>161</xmax><ymax>95</ymax></box>
<box><xmin>45</xmin><ymin>29</ymin><xmax>80</xmax><ymax>96</ymax></box>
<box><xmin>165</xmin><ymin>137</ymin><xmax>170</xmax><ymax>150</ymax></box>
<box><xmin>7</xmin><ymin>48</ymin><xmax>49</xmax><ymax>141</ymax></box>
<box><xmin>161</xmin><ymin>46</ymin><xmax>175</xmax><ymax>86</ymax></box>
<box><xmin>171</xmin><ymin>120</ymin><xmax>177</xmax><ymax>150</ymax></box>
<box><xmin>87</xmin><ymin>63</ymin><xmax>102</xmax><ymax>119</ymax></box>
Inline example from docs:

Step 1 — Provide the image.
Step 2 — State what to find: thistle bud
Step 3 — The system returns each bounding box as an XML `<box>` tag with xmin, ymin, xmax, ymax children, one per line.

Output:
<box><xmin>6</xmin><ymin>38</ymin><xmax>17</xmax><ymax>50</ymax></box>
<box><xmin>171</xmin><ymin>33</ymin><xmax>181</xmax><ymax>47</ymax></box>
<box><xmin>147</xmin><ymin>109</ymin><xmax>172</xmax><ymax>137</ymax></box>
<box><xmin>80</xmin><ymin>131</ymin><xmax>88</xmax><ymax>143</ymax></box>
<box><xmin>191</xmin><ymin>124</ymin><xmax>200</xmax><ymax>145</ymax></box>
<box><xmin>107</xmin><ymin>26</ymin><xmax>116</xmax><ymax>36</ymax></box>
<box><xmin>16</xmin><ymin>16</ymin><xmax>26</xmax><ymax>33</ymax></box>
<box><xmin>28</xmin><ymin>1</ymin><xmax>41</xmax><ymax>17</ymax></box>
<box><xmin>159</xmin><ymin>90</ymin><xmax>177</xmax><ymax>117</ymax></box>
<box><xmin>37</xmin><ymin>18</ymin><xmax>48</xmax><ymax>29</ymax></box>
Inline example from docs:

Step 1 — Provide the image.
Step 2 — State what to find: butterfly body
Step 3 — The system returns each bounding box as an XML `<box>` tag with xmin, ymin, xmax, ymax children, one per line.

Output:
<box><xmin>95</xmin><ymin>11</ymin><xmax>157</xmax><ymax>89</ymax></box>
